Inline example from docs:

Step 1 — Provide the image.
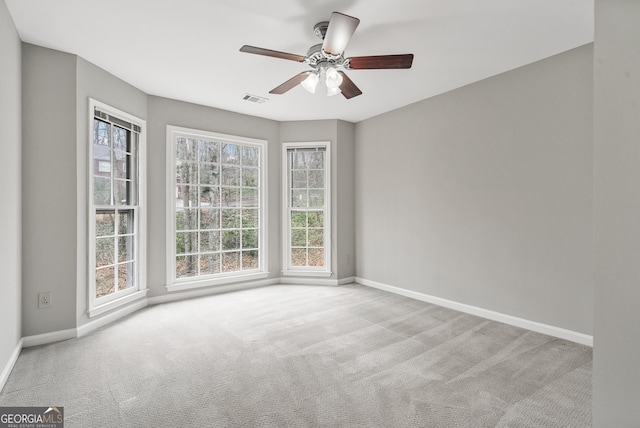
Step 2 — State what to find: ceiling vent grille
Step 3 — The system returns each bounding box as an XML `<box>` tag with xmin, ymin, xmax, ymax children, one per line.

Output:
<box><xmin>243</xmin><ymin>94</ymin><xmax>268</xmax><ymax>104</ymax></box>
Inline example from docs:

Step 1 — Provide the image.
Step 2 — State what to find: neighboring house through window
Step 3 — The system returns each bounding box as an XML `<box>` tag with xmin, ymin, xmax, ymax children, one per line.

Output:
<box><xmin>89</xmin><ymin>99</ymin><xmax>147</xmax><ymax>316</ymax></box>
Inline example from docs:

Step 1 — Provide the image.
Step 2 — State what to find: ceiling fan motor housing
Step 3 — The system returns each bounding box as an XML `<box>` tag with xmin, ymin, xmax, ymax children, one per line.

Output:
<box><xmin>313</xmin><ymin>21</ymin><xmax>329</xmax><ymax>40</ymax></box>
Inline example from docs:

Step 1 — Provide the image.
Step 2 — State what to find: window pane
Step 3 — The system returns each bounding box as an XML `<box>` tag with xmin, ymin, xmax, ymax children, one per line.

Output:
<box><xmin>308</xmin><ymin>211</ymin><xmax>324</xmax><ymax>228</ymax></box>
<box><xmin>291</xmin><ymin>229</ymin><xmax>306</xmax><ymax>247</ymax></box>
<box><xmin>199</xmin><ymin>140</ymin><xmax>219</xmax><ymax>163</ymax></box>
<box><xmin>291</xmin><ymin>211</ymin><xmax>307</xmax><ymax>228</ymax></box>
<box><xmin>176</xmin><ymin>232</ymin><xmax>198</xmax><ymax>255</ymax></box>
<box><xmin>113</xmin><ymin>126</ymin><xmax>128</xmax><ymax>151</ymax></box>
<box><xmin>222</xmin><ymin>251</ymin><xmax>240</xmax><ymax>272</ymax></box>
<box><xmin>177</xmin><ymin>209</ymin><xmax>198</xmax><ymax>231</ymax></box>
<box><xmin>221</xmin><ymin>209</ymin><xmax>240</xmax><ymax>229</ymax></box>
<box><xmin>291</xmin><ymin>248</ymin><xmax>307</xmax><ymax>267</ymax></box>
<box><xmin>176</xmin><ymin>137</ymin><xmax>196</xmax><ymax>161</ymax></box>
<box><xmin>242</xmin><ymin>146</ymin><xmax>259</xmax><ymax>167</ymax></box>
<box><xmin>308</xmin><ymin>151</ymin><xmax>324</xmax><ymax>169</ymax></box>
<box><xmin>308</xmin><ymin>170</ymin><xmax>324</xmax><ymax>189</ymax></box>
<box><xmin>118</xmin><ymin>210</ymin><xmax>132</xmax><ymax>234</ymax></box>
<box><xmin>177</xmin><ymin>161</ymin><xmax>198</xmax><ymax>186</ymax></box>
<box><xmin>96</xmin><ymin>237</ymin><xmax>115</xmax><ymax>267</ymax></box>
<box><xmin>96</xmin><ymin>266</ymin><xmax>115</xmax><ymax>298</ymax></box>
<box><xmin>222</xmin><ymin>230</ymin><xmax>240</xmax><ymax>250</ymax></box>
<box><xmin>178</xmin><ymin>185</ymin><xmax>199</xmax><ymax>209</ymax></box>
<box><xmin>200</xmin><ymin>163</ymin><xmax>219</xmax><ymax>185</ymax></box>
<box><xmin>200</xmin><ymin>231</ymin><xmax>220</xmax><ymax>252</ymax></box>
<box><xmin>176</xmin><ymin>255</ymin><xmax>198</xmax><ymax>278</ymax></box>
<box><xmin>221</xmin><ymin>165</ymin><xmax>240</xmax><ymax>186</ymax></box>
<box><xmin>200</xmin><ymin>208</ymin><xmax>220</xmax><ymax>230</ymax></box>
<box><xmin>118</xmin><ymin>262</ymin><xmax>135</xmax><ymax>291</ymax></box>
<box><xmin>222</xmin><ymin>187</ymin><xmax>240</xmax><ymax>206</ymax></box>
<box><xmin>200</xmin><ymin>253</ymin><xmax>220</xmax><ymax>275</ymax></box>
<box><xmin>94</xmin><ymin>120</ymin><xmax>110</xmax><ymax>147</ymax></box>
<box><xmin>221</xmin><ymin>144</ymin><xmax>240</xmax><ymax>164</ymax></box>
<box><xmin>242</xmin><ymin>250</ymin><xmax>259</xmax><ymax>270</ymax></box>
<box><xmin>200</xmin><ymin>186</ymin><xmax>220</xmax><ymax>207</ymax></box>
<box><xmin>308</xmin><ymin>189</ymin><xmax>324</xmax><ymax>208</ymax></box>
<box><xmin>242</xmin><ymin>209</ymin><xmax>258</xmax><ymax>228</ymax></box>
<box><xmin>242</xmin><ymin>168</ymin><xmax>258</xmax><ymax>188</ymax></box>
<box><xmin>114</xmin><ymin>151</ymin><xmax>128</xmax><ymax>179</ymax></box>
<box><xmin>94</xmin><ymin>144</ymin><xmax>111</xmax><ymax>177</ymax></box>
<box><xmin>242</xmin><ymin>229</ymin><xmax>258</xmax><ymax>249</ymax></box>
<box><xmin>308</xmin><ymin>248</ymin><xmax>324</xmax><ymax>267</ymax></box>
<box><xmin>96</xmin><ymin>212</ymin><xmax>115</xmax><ymax>236</ymax></box>
<box><xmin>114</xmin><ymin>179</ymin><xmax>128</xmax><ymax>205</ymax></box>
<box><xmin>292</xmin><ymin>190</ymin><xmax>307</xmax><ymax>208</ymax></box>
<box><xmin>242</xmin><ymin>188</ymin><xmax>258</xmax><ymax>207</ymax></box>
<box><xmin>292</xmin><ymin>170</ymin><xmax>307</xmax><ymax>188</ymax></box>
<box><xmin>118</xmin><ymin>236</ymin><xmax>134</xmax><ymax>263</ymax></box>
<box><xmin>293</xmin><ymin>152</ymin><xmax>308</xmax><ymax>169</ymax></box>
<box><xmin>94</xmin><ymin>177</ymin><xmax>111</xmax><ymax>205</ymax></box>
<box><xmin>308</xmin><ymin>228</ymin><xmax>324</xmax><ymax>247</ymax></box>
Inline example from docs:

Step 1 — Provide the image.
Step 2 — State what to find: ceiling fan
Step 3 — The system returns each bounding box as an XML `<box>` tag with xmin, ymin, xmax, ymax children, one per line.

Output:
<box><xmin>239</xmin><ymin>11</ymin><xmax>414</xmax><ymax>99</ymax></box>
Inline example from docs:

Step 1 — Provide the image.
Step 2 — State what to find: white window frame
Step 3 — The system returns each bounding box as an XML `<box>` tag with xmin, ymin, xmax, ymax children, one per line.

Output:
<box><xmin>282</xmin><ymin>141</ymin><xmax>332</xmax><ymax>277</ymax></box>
<box><xmin>88</xmin><ymin>99</ymin><xmax>147</xmax><ymax>317</ymax></box>
<box><xmin>166</xmin><ymin>125</ymin><xmax>268</xmax><ymax>291</ymax></box>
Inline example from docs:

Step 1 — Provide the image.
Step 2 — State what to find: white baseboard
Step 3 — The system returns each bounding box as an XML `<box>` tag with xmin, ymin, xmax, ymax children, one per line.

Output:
<box><xmin>0</xmin><ymin>339</ymin><xmax>23</xmax><ymax>392</ymax></box>
<box><xmin>22</xmin><ymin>328</ymin><xmax>77</xmax><ymax>348</ymax></box>
<box><xmin>78</xmin><ymin>298</ymin><xmax>148</xmax><ymax>338</ymax></box>
<box><xmin>356</xmin><ymin>277</ymin><xmax>593</xmax><ymax>347</ymax></box>
<box><xmin>338</xmin><ymin>276</ymin><xmax>356</xmax><ymax>285</ymax></box>
<box><xmin>280</xmin><ymin>276</ymin><xmax>356</xmax><ymax>286</ymax></box>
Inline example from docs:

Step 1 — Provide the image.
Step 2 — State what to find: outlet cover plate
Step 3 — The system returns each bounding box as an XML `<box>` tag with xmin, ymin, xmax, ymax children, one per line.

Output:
<box><xmin>38</xmin><ymin>292</ymin><xmax>52</xmax><ymax>309</ymax></box>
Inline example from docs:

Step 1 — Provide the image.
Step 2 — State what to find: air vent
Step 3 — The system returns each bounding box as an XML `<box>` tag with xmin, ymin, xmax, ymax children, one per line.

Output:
<box><xmin>243</xmin><ymin>94</ymin><xmax>268</xmax><ymax>104</ymax></box>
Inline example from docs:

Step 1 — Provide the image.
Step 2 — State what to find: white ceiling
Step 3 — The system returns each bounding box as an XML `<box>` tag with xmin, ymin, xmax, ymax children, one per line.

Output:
<box><xmin>5</xmin><ymin>0</ymin><xmax>593</xmax><ymax>123</ymax></box>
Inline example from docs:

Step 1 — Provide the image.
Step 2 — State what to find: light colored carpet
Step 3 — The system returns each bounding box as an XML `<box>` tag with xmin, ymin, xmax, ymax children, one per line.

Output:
<box><xmin>0</xmin><ymin>284</ymin><xmax>592</xmax><ymax>427</ymax></box>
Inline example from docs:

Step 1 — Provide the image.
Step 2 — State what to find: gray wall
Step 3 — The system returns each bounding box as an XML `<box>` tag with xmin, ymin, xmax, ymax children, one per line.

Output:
<box><xmin>355</xmin><ymin>45</ymin><xmax>594</xmax><ymax>335</ymax></box>
<box><xmin>593</xmin><ymin>1</ymin><xmax>640</xmax><ymax>425</ymax></box>
<box><xmin>21</xmin><ymin>45</ymin><xmax>147</xmax><ymax>335</ymax></box>
<box><xmin>21</xmin><ymin>44</ymin><xmax>77</xmax><ymax>336</ymax></box>
<box><xmin>0</xmin><ymin>0</ymin><xmax>22</xmax><ymax>373</ymax></box>
<box><xmin>146</xmin><ymin>96</ymin><xmax>281</xmax><ymax>298</ymax></box>
<box><xmin>280</xmin><ymin>120</ymin><xmax>356</xmax><ymax>281</ymax></box>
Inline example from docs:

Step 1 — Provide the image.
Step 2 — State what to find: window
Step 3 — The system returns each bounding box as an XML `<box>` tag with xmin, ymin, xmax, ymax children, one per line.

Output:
<box><xmin>89</xmin><ymin>99</ymin><xmax>146</xmax><ymax>316</ymax></box>
<box><xmin>282</xmin><ymin>142</ymin><xmax>331</xmax><ymax>276</ymax></box>
<box><xmin>166</xmin><ymin>126</ymin><xmax>267</xmax><ymax>290</ymax></box>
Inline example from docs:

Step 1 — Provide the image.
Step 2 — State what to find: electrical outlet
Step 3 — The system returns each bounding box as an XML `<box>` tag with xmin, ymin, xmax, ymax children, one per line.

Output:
<box><xmin>38</xmin><ymin>292</ymin><xmax>52</xmax><ymax>309</ymax></box>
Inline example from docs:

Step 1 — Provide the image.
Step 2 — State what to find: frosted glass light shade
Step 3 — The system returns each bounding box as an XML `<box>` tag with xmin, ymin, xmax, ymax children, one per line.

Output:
<box><xmin>325</xmin><ymin>67</ymin><xmax>343</xmax><ymax>89</ymax></box>
<box><xmin>301</xmin><ymin>73</ymin><xmax>319</xmax><ymax>93</ymax></box>
<box><xmin>326</xmin><ymin>86</ymin><xmax>342</xmax><ymax>96</ymax></box>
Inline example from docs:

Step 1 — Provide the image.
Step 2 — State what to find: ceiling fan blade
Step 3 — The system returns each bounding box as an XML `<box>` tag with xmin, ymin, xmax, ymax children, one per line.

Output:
<box><xmin>338</xmin><ymin>71</ymin><xmax>362</xmax><ymax>99</ymax></box>
<box><xmin>269</xmin><ymin>71</ymin><xmax>313</xmax><ymax>94</ymax></box>
<box><xmin>347</xmin><ymin>54</ymin><xmax>414</xmax><ymax>70</ymax></box>
<box><xmin>322</xmin><ymin>12</ymin><xmax>360</xmax><ymax>57</ymax></box>
<box><xmin>240</xmin><ymin>45</ymin><xmax>306</xmax><ymax>63</ymax></box>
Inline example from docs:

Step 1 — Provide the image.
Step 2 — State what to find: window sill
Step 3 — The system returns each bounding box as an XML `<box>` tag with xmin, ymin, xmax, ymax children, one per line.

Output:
<box><xmin>89</xmin><ymin>289</ymin><xmax>148</xmax><ymax>318</ymax></box>
<box><xmin>166</xmin><ymin>272</ymin><xmax>269</xmax><ymax>292</ymax></box>
<box><xmin>281</xmin><ymin>270</ymin><xmax>332</xmax><ymax>278</ymax></box>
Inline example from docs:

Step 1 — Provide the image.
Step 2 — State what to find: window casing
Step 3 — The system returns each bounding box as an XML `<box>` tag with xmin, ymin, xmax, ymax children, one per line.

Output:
<box><xmin>89</xmin><ymin>99</ymin><xmax>147</xmax><ymax>316</ymax></box>
<box><xmin>166</xmin><ymin>126</ymin><xmax>268</xmax><ymax>291</ymax></box>
<box><xmin>282</xmin><ymin>142</ymin><xmax>331</xmax><ymax>276</ymax></box>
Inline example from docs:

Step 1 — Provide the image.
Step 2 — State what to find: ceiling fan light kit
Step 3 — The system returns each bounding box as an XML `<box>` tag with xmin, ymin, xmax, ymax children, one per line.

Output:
<box><xmin>240</xmin><ymin>11</ymin><xmax>414</xmax><ymax>99</ymax></box>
